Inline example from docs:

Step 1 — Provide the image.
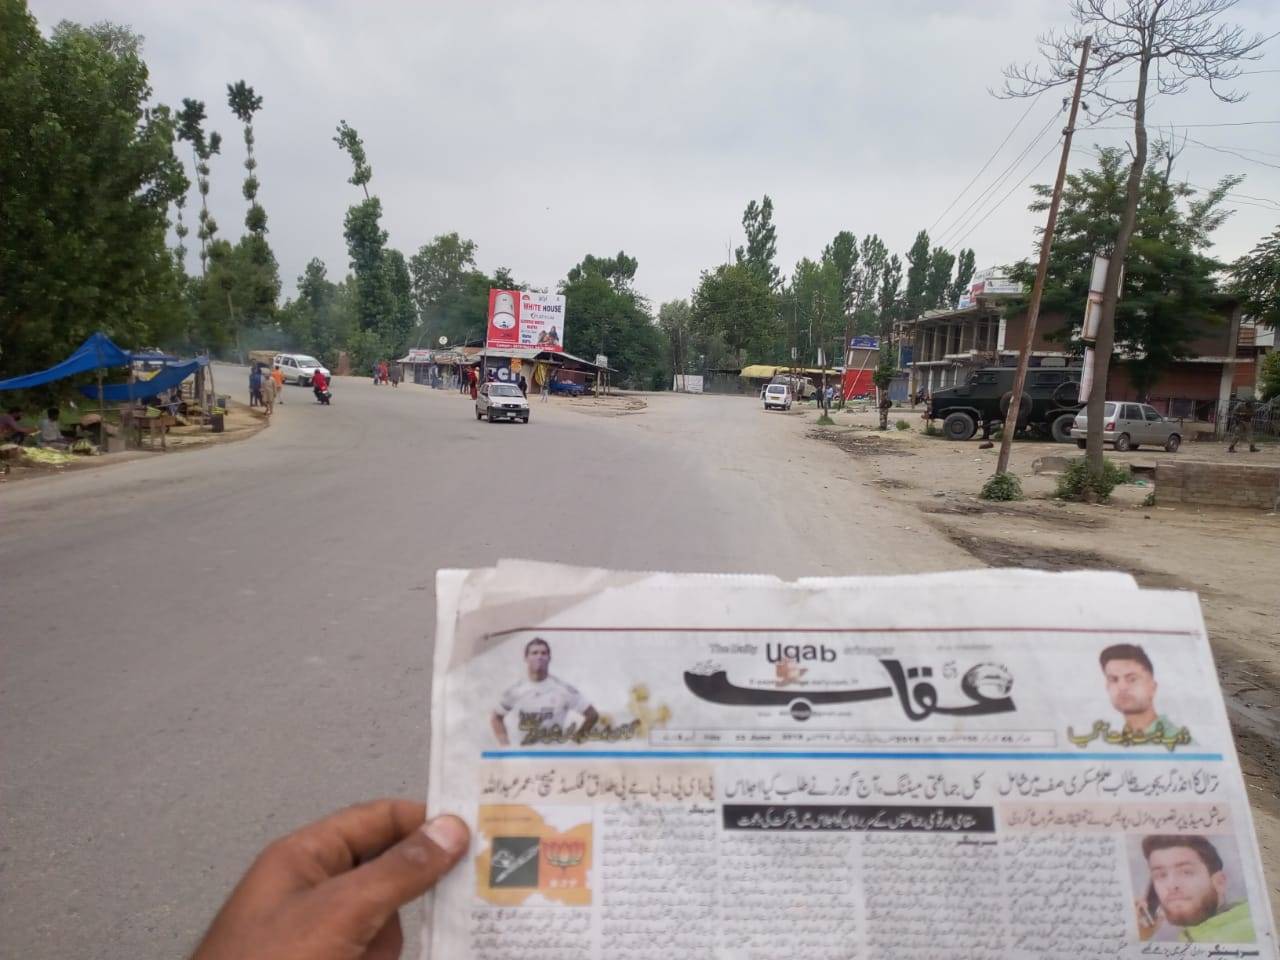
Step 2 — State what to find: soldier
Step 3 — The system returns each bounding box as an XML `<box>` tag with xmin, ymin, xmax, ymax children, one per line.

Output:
<box><xmin>1227</xmin><ymin>398</ymin><xmax>1259</xmax><ymax>453</ymax></box>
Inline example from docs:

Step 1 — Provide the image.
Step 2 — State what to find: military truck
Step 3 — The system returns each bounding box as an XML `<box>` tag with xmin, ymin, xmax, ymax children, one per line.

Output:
<box><xmin>927</xmin><ymin>366</ymin><xmax>1084</xmax><ymax>442</ymax></box>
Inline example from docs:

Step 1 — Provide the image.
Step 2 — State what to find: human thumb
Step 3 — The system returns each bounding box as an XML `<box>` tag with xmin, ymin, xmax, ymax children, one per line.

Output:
<box><xmin>323</xmin><ymin>815</ymin><xmax>471</xmax><ymax>937</ymax></box>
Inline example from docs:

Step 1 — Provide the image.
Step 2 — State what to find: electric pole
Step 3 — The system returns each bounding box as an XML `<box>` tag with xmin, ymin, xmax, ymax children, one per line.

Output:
<box><xmin>995</xmin><ymin>36</ymin><xmax>1091</xmax><ymax>478</ymax></box>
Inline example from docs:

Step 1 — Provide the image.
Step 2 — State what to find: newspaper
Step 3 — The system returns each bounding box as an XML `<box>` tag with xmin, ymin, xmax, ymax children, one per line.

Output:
<box><xmin>422</xmin><ymin>561</ymin><xmax>1276</xmax><ymax>960</ymax></box>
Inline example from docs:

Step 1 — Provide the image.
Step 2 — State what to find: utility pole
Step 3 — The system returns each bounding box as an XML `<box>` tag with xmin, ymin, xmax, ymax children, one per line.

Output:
<box><xmin>995</xmin><ymin>36</ymin><xmax>1091</xmax><ymax>478</ymax></box>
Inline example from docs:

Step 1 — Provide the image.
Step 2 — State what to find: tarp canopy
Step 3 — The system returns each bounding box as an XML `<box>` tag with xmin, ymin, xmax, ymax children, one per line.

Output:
<box><xmin>0</xmin><ymin>332</ymin><xmax>132</xmax><ymax>391</ymax></box>
<box><xmin>79</xmin><ymin>356</ymin><xmax>208</xmax><ymax>403</ymax></box>
<box><xmin>739</xmin><ymin>364</ymin><xmax>842</xmax><ymax>379</ymax></box>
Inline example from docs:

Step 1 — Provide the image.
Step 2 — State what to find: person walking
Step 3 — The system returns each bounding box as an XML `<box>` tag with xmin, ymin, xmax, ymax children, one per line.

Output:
<box><xmin>518</xmin><ymin>374</ymin><xmax>528</xmax><ymax>398</ymax></box>
<box><xmin>389</xmin><ymin>362</ymin><xmax>401</xmax><ymax>388</ymax></box>
<box><xmin>372</xmin><ymin>361</ymin><xmax>380</xmax><ymax>385</ymax></box>
<box><xmin>271</xmin><ymin>365</ymin><xmax>285</xmax><ymax>404</ymax></box>
<box><xmin>468</xmin><ymin>367</ymin><xmax>479</xmax><ymax>401</ymax></box>
<box><xmin>1227</xmin><ymin>398</ymin><xmax>1260</xmax><ymax>453</ymax></box>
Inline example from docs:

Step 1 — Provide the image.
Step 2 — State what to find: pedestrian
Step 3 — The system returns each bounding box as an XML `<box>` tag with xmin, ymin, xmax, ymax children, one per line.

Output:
<box><xmin>518</xmin><ymin>373</ymin><xmax>528</xmax><ymax>398</ymax></box>
<box><xmin>1227</xmin><ymin>398</ymin><xmax>1260</xmax><ymax>453</ymax></box>
<box><xmin>378</xmin><ymin>360</ymin><xmax>389</xmax><ymax>385</ymax></box>
<box><xmin>372</xmin><ymin>361</ymin><xmax>380</xmax><ymax>385</ymax></box>
<box><xmin>259</xmin><ymin>374</ymin><xmax>276</xmax><ymax>416</ymax></box>
<box><xmin>390</xmin><ymin>362</ymin><xmax>401</xmax><ymax>388</ymax></box>
<box><xmin>469</xmin><ymin>368</ymin><xmax>479</xmax><ymax>401</ymax></box>
<box><xmin>249</xmin><ymin>364</ymin><xmax>263</xmax><ymax>407</ymax></box>
<box><xmin>271</xmin><ymin>365</ymin><xmax>285</xmax><ymax>404</ymax></box>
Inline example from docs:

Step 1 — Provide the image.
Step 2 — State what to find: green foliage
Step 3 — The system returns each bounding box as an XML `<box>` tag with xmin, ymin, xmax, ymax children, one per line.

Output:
<box><xmin>947</xmin><ymin>249</ymin><xmax>977</xmax><ymax>308</ymax></box>
<box><xmin>902</xmin><ymin>230</ymin><xmax>932</xmax><ymax>320</ymax></box>
<box><xmin>1055</xmin><ymin>457</ymin><xmax>1130</xmax><ymax>502</ymax></box>
<box><xmin>816</xmin><ymin>413</ymin><xmax>835</xmax><ymax>426</ymax></box>
<box><xmin>878</xmin><ymin>255</ymin><xmax>903</xmax><ymax>338</ymax></box>
<box><xmin>333</xmin><ymin>120</ymin><xmax>372</xmax><ymax>195</ymax></box>
<box><xmin>924</xmin><ymin>246</ymin><xmax>955</xmax><ymax>311</ymax></box>
<box><xmin>980</xmin><ymin>472</ymin><xmax>1024</xmax><ymax>502</ymax></box>
<box><xmin>561</xmin><ymin>252</ymin><xmax>663</xmax><ymax>388</ymax></box>
<box><xmin>1142</xmin><ymin>490</ymin><xmax>1157</xmax><ymax>507</ymax></box>
<box><xmin>787</xmin><ymin>255</ymin><xmax>842</xmax><ymax>365</ymax></box>
<box><xmin>1230</xmin><ymin>225</ymin><xmax>1280</xmax><ymax>331</ymax></box>
<box><xmin>924</xmin><ymin>422</ymin><xmax>943</xmax><ymax>437</ymax></box>
<box><xmin>691</xmin><ymin>261</ymin><xmax>774</xmax><ymax>361</ymax></box>
<box><xmin>1010</xmin><ymin>145</ymin><xmax>1234</xmax><ymax>395</ymax></box>
<box><xmin>1258</xmin><ymin>351</ymin><xmax>1280</xmax><ymax>402</ymax></box>
<box><xmin>734</xmin><ymin>195</ymin><xmax>780</xmax><ymax>291</ymax></box>
<box><xmin>0</xmin><ymin>13</ymin><xmax>190</xmax><ymax>383</ymax></box>
<box><xmin>852</xmin><ymin>234</ymin><xmax>888</xmax><ymax>335</ymax></box>
<box><xmin>872</xmin><ymin>349</ymin><xmax>897</xmax><ymax>390</ymax></box>
<box><xmin>895</xmin><ymin>419</ymin><xmax>910</xmax><ymax>431</ymax></box>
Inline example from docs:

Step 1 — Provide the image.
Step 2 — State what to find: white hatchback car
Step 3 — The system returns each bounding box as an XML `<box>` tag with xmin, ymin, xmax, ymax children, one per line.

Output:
<box><xmin>476</xmin><ymin>382</ymin><xmax>530</xmax><ymax>423</ymax></box>
<box><xmin>1071</xmin><ymin>401</ymin><xmax>1181</xmax><ymax>452</ymax></box>
<box><xmin>273</xmin><ymin>353</ymin><xmax>329</xmax><ymax>386</ymax></box>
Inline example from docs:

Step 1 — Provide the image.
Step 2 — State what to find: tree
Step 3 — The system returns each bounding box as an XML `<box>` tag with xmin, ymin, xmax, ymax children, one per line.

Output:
<box><xmin>1009</xmin><ymin>144</ymin><xmax>1235</xmax><ymax>397</ymax></box>
<box><xmin>1258</xmin><ymin>351</ymin><xmax>1280</xmax><ymax>402</ymax></box>
<box><xmin>410</xmin><ymin>232</ymin><xmax>478</xmax><ymax>323</ymax></box>
<box><xmin>851</xmin><ymin>234</ymin><xmax>888</xmax><ymax>335</ymax></box>
<box><xmin>226</xmin><ymin>80</ymin><xmax>266</xmax><ymax>238</ymax></box>
<box><xmin>1003</xmin><ymin>0</ymin><xmax>1269</xmax><ymax>479</ymax></box>
<box><xmin>0</xmin><ymin>14</ymin><xmax>189</xmax><ymax>382</ymax></box>
<box><xmin>1230</xmin><ymin>224</ymin><xmax>1280</xmax><ymax>331</ymax></box>
<box><xmin>561</xmin><ymin>253</ymin><xmax>662</xmax><ymax>388</ymax></box>
<box><xmin>875</xmin><ymin>253</ymin><xmax>904</xmax><ymax>428</ymax></box>
<box><xmin>176</xmin><ymin>98</ymin><xmax>221</xmax><ymax>276</ymax></box>
<box><xmin>657</xmin><ymin>299</ymin><xmax>693</xmax><ymax>380</ymax></box>
<box><xmin>379</xmin><ymin>248</ymin><xmax>416</xmax><ymax>354</ymax></box>
<box><xmin>902</xmin><ymin>230</ymin><xmax>932</xmax><ymax>320</ymax></box>
<box><xmin>691</xmin><ymin>262</ymin><xmax>775</xmax><ymax>363</ymax></box>
<box><xmin>334</xmin><ymin>120</ymin><xmax>392</xmax><ymax>355</ymax></box>
<box><xmin>947</xmin><ymin>248</ymin><xmax>977</xmax><ymax>307</ymax></box>
<box><xmin>734</xmin><ymin>195</ymin><xmax>781</xmax><ymax>291</ymax></box>
<box><xmin>924</xmin><ymin>246</ymin><xmax>957</xmax><ymax>310</ymax></box>
<box><xmin>789</xmin><ymin>256</ymin><xmax>842</xmax><ymax>367</ymax></box>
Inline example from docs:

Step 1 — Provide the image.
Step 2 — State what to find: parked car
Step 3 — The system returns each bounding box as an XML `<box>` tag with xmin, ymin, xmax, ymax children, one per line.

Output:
<box><xmin>763</xmin><ymin>383</ymin><xmax>793</xmax><ymax>411</ymax></box>
<box><xmin>476</xmin><ymin>382</ymin><xmax>530</xmax><ymax>423</ymax></box>
<box><xmin>1071</xmin><ymin>401</ymin><xmax>1181</xmax><ymax>452</ymax></box>
<box><xmin>549</xmin><ymin>379</ymin><xmax>586</xmax><ymax>397</ymax></box>
<box><xmin>770</xmin><ymin>374</ymin><xmax>816</xmax><ymax>400</ymax></box>
<box><xmin>928</xmin><ymin>366</ymin><xmax>1084</xmax><ymax>442</ymax></box>
<box><xmin>273</xmin><ymin>353</ymin><xmax>329</xmax><ymax>386</ymax></box>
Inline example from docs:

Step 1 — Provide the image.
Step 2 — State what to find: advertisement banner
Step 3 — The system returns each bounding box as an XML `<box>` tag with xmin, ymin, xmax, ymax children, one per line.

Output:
<box><xmin>487</xmin><ymin>289</ymin><xmax>567</xmax><ymax>353</ymax></box>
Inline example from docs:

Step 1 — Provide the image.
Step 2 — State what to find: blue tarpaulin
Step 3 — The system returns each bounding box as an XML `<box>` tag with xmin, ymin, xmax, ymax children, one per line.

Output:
<box><xmin>79</xmin><ymin>356</ymin><xmax>208</xmax><ymax>403</ymax></box>
<box><xmin>0</xmin><ymin>332</ymin><xmax>132</xmax><ymax>391</ymax></box>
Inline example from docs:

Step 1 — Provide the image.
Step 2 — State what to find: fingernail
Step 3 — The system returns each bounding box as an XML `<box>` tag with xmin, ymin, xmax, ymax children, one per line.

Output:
<box><xmin>422</xmin><ymin>816</ymin><xmax>469</xmax><ymax>857</ymax></box>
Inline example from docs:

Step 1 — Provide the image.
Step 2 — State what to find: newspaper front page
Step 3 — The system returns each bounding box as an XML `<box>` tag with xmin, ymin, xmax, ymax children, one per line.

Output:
<box><xmin>422</xmin><ymin>562</ymin><xmax>1276</xmax><ymax>960</ymax></box>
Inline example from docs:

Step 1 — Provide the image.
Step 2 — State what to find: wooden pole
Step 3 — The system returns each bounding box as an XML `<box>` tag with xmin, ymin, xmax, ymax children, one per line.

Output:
<box><xmin>995</xmin><ymin>36</ymin><xmax>1091</xmax><ymax>477</ymax></box>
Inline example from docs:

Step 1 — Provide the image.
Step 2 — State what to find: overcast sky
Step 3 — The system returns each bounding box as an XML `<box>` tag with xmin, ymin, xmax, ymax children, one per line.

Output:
<box><xmin>33</xmin><ymin>0</ymin><xmax>1280</xmax><ymax>307</ymax></box>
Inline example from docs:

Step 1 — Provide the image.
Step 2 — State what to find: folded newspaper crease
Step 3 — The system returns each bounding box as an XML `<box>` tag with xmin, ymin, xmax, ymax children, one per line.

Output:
<box><xmin>423</xmin><ymin>563</ymin><xmax>1275</xmax><ymax>960</ymax></box>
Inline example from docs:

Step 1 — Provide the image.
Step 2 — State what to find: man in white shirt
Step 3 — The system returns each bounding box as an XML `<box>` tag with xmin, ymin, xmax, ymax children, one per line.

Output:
<box><xmin>490</xmin><ymin>638</ymin><xmax>598</xmax><ymax>746</ymax></box>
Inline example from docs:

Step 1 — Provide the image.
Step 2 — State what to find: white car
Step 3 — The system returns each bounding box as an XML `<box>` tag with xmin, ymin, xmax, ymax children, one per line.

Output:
<box><xmin>1071</xmin><ymin>401</ymin><xmax>1181</xmax><ymax>452</ymax></box>
<box><xmin>476</xmin><ymin>382</ymin><xmax>530</xmax><ymax>423</ymax></box>
<box><xmin>273</xmin><ymin>353</ymin><xmax>329</xmax><ymax>386</ymax></box>
<box><xmin>763</xmin><ymin>383</ymin><xmax>792</xmax><ymax>411</ymax></box>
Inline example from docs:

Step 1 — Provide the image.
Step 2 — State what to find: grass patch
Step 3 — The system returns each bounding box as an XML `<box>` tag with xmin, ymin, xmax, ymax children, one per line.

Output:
<box><xmin>816</xmin><ymin>413</ymin><xmax>835</xmax><ymax>426</ymax></box>
<box><xmin>979</xmin><ymin>472</ymin><xmax>1024</xmax><ymax>502</ymax></box>
<box><xmin>1055</xmin><ymin>457</ymin><xmax>1129</xmax><ymax>502</ymax></box>
<box><xmin>895</xmin><ymin>419</ymin><xmax>911</xmax><ymax>431</ymax></box>
<box><xmin>924</xmin><ymin>422</ymin><xmax>942</xmax><ymax>437</ymax></box>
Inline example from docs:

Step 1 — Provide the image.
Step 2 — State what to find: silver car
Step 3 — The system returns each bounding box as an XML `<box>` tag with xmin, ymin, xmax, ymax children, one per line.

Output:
<box><xmin>476</xmin><ymin>382</ymin><xmax>530</xmax><ymax>423</ymax></box>
<box><xmin>1070</xmin><ymin>401</ymin><xmax>1181</xmax><ymax>452</ymax></box>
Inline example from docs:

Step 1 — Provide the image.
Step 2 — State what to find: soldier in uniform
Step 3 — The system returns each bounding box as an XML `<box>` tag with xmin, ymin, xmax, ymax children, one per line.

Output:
<box><xmin>1227</xmin><ymin>399</ymin><xmax>1259</xmax><ymax>453</ymax></box>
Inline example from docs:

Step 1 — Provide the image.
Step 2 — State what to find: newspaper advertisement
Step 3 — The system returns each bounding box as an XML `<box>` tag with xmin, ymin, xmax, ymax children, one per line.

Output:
<box><xmin>422</xmin><ymin>562</ymin><xmax>1276</xmax><ymax>960</ymax></box>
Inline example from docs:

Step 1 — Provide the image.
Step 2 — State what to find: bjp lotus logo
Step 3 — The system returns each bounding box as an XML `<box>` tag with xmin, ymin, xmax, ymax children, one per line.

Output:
<box><xmin>544</xmin><ymin>839</ymin><xmax>585</xmax><ymax>872</ymax></box>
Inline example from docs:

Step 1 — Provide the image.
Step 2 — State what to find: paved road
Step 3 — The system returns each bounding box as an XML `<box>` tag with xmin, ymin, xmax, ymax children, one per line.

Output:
<box><xmin>0</xmin><ymin>370</ymin><xmax>970</xmax><ymax>958</ymax></box>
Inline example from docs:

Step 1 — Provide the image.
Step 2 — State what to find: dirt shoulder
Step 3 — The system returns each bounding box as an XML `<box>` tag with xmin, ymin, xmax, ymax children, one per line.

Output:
<box><xmin>809</xmin><ymin>401</ymin><xmax>1280</xmax><ymax>911</ymax></box>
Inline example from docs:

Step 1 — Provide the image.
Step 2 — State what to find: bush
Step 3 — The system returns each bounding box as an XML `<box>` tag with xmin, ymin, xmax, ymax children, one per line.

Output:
<box><xmin>895</xmin><ymin>419</ymin><xmax>910</xmax><ymax>431</ymax></box>
<box><xmin>980</xmin><ymin>472</ymin><xmax>1023</xmax><ymax>501</ymax></box>
<box><xmin>1142</xmin><ymin>490</ymin><xmax>1157</xmax><ymax>507</ymax></box>
<box><xmin>924</xmin><ymin>422</ymin><xmax>942</xmax><ymax>437</ymax></box>
<box><xmin>816</xmin><ymin>413</ymin><xmax>835</xmax><ymax>426</ymax></box>
<box><xmin>1055</xmin><ymin>457</ymin><xmax>1129</xmax><ymax>502</ymax></box>
<box><xmin>1260</xmin><ymin>351</ymin><xmax>1280</xmax><ymax>402</ymax></box>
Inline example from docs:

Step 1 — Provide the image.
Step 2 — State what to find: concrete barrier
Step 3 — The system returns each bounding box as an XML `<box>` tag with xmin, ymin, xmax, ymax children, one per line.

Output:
<box><xmin>1155</xmin><ymin>460</ymin><xmax>1280</xmax><ymax>511</ymax></box>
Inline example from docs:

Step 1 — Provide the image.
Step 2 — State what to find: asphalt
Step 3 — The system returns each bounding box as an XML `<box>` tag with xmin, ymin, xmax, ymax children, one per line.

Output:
<box><xmin>0</xmin><ymin>368</ymin><xmax>972</xmax><ymax>958</ymax></box>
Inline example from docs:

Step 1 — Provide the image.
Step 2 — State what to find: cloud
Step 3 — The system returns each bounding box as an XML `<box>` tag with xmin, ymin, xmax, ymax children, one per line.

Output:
<box><xmin>33</xmin><ymin>0</ymin><xmax>1280</xmax><ymax>306</ymax></box>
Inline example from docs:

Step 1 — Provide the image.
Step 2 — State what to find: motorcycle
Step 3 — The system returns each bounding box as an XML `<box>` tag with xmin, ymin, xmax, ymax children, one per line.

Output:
<box><xmin>313</xmin><ymin>383</ymin><xmax>332</xmax><ymax>405</ymax></box>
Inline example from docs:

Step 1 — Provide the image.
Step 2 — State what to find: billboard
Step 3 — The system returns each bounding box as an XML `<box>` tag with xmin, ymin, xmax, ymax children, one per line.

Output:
<box><xmin>486</xmin><ymin>289</ymin><xmax>567</xmax><ymax>353</ymax></box>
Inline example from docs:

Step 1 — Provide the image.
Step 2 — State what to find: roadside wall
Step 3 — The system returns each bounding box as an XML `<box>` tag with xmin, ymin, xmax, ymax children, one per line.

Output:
<box><xmin>1156</xmin><ymin>460</ymin><xmax>1280</xmax><ymax>511</ymax></box>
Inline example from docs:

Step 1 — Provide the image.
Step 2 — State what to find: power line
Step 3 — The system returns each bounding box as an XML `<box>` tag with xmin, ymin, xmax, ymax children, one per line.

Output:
<box><xmin>1082</xmin><ymin>120</ymin><xmax>1280</xmax><ymax>129</ymax></box>
<box><xmin>1185</xmin><ymin>138</ymin><xmax>1280</xmax><ymax>171</ymax></box>
<box><xmin>950</xmin><ymin>136</ymin><xmax>1066</xmax><ymax>253</ymax></box>
<box><xmin>935</xmin><ymin>108</ymin><xmax>1064</xmax><ymax>250</ymax></box>
<box><xmin>928</xmin><ymin>91</ymin><xmax>1045</xmax><ymax>233</ymax></box>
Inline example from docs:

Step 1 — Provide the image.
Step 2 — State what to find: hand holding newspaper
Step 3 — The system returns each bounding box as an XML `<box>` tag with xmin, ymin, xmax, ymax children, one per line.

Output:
<box><xmin>422</xmin><ymin>562</ymin><xmax>1276</xmax><ymax>959</ymax></box>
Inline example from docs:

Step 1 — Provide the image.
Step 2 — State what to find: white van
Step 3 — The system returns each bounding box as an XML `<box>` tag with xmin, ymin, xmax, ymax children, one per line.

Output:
<box><xmin>763</xmin><ymin>383</ymin><xmax>792</xmax><ymax>411</ymax></box>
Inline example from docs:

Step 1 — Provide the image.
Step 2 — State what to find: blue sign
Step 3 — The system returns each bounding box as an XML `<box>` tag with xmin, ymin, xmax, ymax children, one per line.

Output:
<box><xmin>849</xmin><ymin>336</ymin><xmax>879</xmax><ymax>349</ymax></box>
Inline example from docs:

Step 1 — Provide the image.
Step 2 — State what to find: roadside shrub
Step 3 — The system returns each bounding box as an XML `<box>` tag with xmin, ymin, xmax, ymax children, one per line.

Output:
<box><xmin>895</xmin><ymin>419</ymin><xmax>910</xmax><ymax>431</ymax></box>
<box><xmin>1055</xmin><ymin>457</ymin><xmax>1129</xmax><ymax>502</ymax></box>
<box><xmin>1142</xmin><ymin>490</ymin><xmax>1157</xmax><ymax>507</ymax></box>
<box><xmin>816</xmin><ymin>413</ymin><xmax>835</xmax><ymax>426</ymax></box>
<box><xmin>924</xmin><ymin>422</ymin><xmax>942</xmax><ymax>437</ymax></box>
<box><xmin>979</xmin><ymin>472</ymin><xmax>1023</xmax><ymax>502</ymax></box>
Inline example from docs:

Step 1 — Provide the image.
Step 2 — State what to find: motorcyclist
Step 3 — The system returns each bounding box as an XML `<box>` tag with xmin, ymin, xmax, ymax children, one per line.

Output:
<box><xmin>312</xmin><ymin>368</ymin><xmax>331</xmax><ymax>404</ymax></box>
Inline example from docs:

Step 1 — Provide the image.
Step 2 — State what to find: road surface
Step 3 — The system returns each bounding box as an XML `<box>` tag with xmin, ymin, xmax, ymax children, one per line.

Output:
<box><xmin>0</xmin><ymin>370</ymin><xmax>972</xmax><ymax>958</ymax></box>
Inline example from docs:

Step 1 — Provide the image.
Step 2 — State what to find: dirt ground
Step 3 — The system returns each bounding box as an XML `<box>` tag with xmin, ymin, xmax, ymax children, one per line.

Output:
<box><xmin>802</xmin><ymin>399</ymin><xmax>1280</xmax><ymax>913</ymax></box>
